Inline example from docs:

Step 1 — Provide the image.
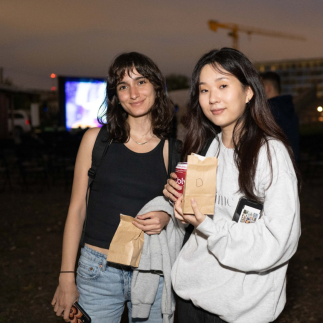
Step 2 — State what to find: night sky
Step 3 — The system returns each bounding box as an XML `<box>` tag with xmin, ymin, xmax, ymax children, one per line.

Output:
<box><xmin>1</xmin><ymin>0</ymin><xmax>322</xmax><ymax>90</ymax></box>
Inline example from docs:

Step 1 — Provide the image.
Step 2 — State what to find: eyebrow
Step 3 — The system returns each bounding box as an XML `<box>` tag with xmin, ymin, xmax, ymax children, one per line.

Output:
<box><xmin>117</xmin><ymin>76</ymin><xmax>146</xmax><ymax>86</ymax></box>
<box><xmin>199</xmin><ymin>77</ymin><xmax>229</xmax><ymax>85</ymax></box>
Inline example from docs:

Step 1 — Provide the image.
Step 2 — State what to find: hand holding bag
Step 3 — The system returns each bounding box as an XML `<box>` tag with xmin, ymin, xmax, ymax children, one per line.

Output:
<box><xmin>182</xmin><ymin>154</ymin><xmax>218</xmax><ymax>215</ymax></box>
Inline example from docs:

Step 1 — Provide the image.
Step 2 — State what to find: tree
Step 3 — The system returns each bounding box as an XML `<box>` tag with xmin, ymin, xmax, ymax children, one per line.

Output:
<box><xmin>165</xmin><ymin>74</ymin><xmax>190</xmax><ymax>91</ymax></box>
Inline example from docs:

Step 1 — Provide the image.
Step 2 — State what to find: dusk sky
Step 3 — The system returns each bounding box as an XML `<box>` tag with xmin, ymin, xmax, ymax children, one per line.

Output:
<box><xmin>1</xmin><ymin>0</ymin><xmax>323</xmax><ymax>90</ymax></box>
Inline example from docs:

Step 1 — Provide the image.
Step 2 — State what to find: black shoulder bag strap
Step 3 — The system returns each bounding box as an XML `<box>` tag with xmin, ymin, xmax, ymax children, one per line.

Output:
<box><xmin>80</xmin><ymin>125</ymin><xmax>112</xmax><ymax>247</ymax></box>
<box><xmin>182</xmin><ymin>136</ymin><xmax>214</xmax><ymax>247</ymax></box>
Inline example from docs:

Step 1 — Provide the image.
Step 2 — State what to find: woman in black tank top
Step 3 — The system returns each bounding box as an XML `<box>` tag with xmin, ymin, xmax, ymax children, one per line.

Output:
<box><xmin>52</xmin><ymin>52</ymin><xmax>176</xmax><ymax>323</ymax></box>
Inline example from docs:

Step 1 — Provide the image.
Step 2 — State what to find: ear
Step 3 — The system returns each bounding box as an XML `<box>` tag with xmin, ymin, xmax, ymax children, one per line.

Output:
<box><xmin>245</xmin><ymin>86</ymin><xmax>254</xmax><ymax>103</ymax></box>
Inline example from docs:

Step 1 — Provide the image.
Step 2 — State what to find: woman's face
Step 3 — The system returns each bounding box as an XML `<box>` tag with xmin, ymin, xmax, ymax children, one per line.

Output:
<box><xmin>116</xmin><ymin>68</ymin><xmax>156</xmax><ymax>118</ymax></box>
<box><xmin>198</xmin><ymin>64</ymin><xmax>253</xmax><ymax>134</ymax></box>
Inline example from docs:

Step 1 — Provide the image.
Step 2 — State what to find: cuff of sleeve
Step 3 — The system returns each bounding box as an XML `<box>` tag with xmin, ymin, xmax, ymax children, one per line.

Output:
<box><xmin>131</xmin><ymin>304</ymin><xmax>151</xmax><ymax>318</ymax></box>
<box><xmin>196</xmin><ymin>215</ymin><xmax>216</xmax><ymax>237</ymax></box>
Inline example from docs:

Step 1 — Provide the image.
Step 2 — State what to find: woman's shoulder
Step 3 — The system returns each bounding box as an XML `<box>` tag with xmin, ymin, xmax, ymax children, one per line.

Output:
<box><xmin>79</xmin><ymin>127</ymin><xmax>101</xmax><ymax>153</ymax></box>
<box><xmin>258</xmin><ymin>138</ymin><xmax>296</xmax><ymax>177</ymax></box>
<box><xmin>83</xmin><ymin>127</ymin><xmax>101</xmax><ymax>139</ymax></box>
<box><xmin>261</xmin><ymin>138</ymin><xmax>291</xmax><ymax>160</ymax></box>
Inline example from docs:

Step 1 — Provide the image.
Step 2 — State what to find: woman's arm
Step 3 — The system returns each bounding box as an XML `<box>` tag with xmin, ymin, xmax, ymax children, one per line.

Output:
<box><xmin>51</xmin><ymin>128</ymin><xmax>99</xmax><ymax>322</ymax></box>
<box><xmin>175</xmin><ymin>143</ymin><xmax>301</xmax><ymax>273</ymax></box>
<box><xmin>194</xmin><ymin>172</ymin><xmax>300</xmax><ymax>272</ymax></box>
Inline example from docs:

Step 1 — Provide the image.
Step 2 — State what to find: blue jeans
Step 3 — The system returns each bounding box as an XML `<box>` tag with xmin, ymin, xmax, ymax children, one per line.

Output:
<box><xmin>76</xmin><ymin>246</ymin><xmax>163</xmax><ymax>323</ymax></box>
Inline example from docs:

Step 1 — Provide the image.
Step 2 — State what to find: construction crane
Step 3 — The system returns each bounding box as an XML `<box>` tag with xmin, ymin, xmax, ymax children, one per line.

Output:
<box><xmin>208</xmin><ymin>20</ymin><xmax>306</xmax><ymax>50</ymax></box>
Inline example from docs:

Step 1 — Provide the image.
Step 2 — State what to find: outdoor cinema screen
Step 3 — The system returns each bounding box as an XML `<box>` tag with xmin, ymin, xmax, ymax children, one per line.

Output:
<box><xmin>61</xmin><ymin>77</ymin><xmax>106</xmax><ymax>129</ymax></box>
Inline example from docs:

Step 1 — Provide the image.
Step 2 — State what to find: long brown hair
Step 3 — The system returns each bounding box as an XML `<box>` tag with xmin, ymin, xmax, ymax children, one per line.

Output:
<box><xmin>182</xmin><ymin>48</ymin><xmax>300</xmax><ymax>202</ymax></box>
<box><xmin>98</xmin><ymin>52</ymin><xmax>174</xmax><ymax>141</ymax></box>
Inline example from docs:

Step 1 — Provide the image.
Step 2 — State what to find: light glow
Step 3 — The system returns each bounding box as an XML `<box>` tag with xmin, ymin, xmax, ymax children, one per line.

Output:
<box><xmin>317</xmin><ymin>106</ymin><xmax>323</xmax><ymax>112</ymax></box>
<box><xmin>65</xmin><ymin>80</ymin><xmax>106</xmax><ymax>129</ymax></box>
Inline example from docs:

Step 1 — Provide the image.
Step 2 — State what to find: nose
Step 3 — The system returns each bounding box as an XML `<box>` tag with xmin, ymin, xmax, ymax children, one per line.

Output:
<box><xmin>130</xmin><ymin>86</ymin><xmax>139</xmax><ymax>100</ymax></box>
<box><xmin>209</xmin><ymin>90</ymin><xmax>220</xmax><ymax>104</ymax></box>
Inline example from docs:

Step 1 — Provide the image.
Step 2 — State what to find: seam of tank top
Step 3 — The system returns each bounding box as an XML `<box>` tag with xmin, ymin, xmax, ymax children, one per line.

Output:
<box><xmin>120</xmin><ymin>138</ymin><xmax>165</xmax><ymax>156</ymax></box>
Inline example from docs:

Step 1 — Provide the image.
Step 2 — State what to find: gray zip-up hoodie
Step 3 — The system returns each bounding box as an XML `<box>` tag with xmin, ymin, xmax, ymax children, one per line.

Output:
<box><xmin>131</xmin><ymin>197</ymin><xmax>185</xmax><ymax>323</ymax></box>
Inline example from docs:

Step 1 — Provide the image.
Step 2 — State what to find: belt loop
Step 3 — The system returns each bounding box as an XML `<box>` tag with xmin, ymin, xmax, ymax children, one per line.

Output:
<box><xmin>102</xmin><ymin>258</ymin><xmax>108</xmax><ymax>271</ymax></box>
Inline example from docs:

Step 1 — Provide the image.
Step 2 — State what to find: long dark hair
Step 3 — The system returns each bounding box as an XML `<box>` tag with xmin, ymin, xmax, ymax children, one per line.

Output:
<box><xmin>182</xmin><ymin>48</ymin><xmax>300</xmax><ymax>201</ymax></box>
<box><xmin>98</xmin><ymin>52</ymin><xmax>174</xmax><ymax>141</ymax></box>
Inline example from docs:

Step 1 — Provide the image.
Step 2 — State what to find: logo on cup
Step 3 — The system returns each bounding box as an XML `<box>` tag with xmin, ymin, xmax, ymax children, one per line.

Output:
<box><xmin>175</xmin><ymin>162</ymin><xmax>187</xmax><ymax>194</ymax></box>
<box><xmin>176</xmin><ymin>178</ymin><xmax>185</xmax><ymax>185</ymax></box>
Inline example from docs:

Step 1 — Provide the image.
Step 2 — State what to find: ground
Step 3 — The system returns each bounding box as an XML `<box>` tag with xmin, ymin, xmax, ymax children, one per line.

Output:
<box><xmin>0</xmin><ymin>168</ymin><xmax>322</xmax><ymax>322</ymax></box>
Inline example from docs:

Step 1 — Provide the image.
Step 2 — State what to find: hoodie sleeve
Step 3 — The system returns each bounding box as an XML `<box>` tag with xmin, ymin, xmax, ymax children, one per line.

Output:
<box><xmin>138</xmin><ymin>196</ymin><xmax>187</xmax><ymax>236</ymax></box>
<box><xmin>196</xmin><ymin>142</ymin><xmax>301</xmax><ymax>273</ymax></box>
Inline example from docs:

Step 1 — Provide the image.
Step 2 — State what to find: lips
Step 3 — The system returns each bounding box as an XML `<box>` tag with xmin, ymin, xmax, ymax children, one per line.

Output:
<box><xmin>210</xmin><ymin>108</ymin><xmax>225</xmax><ymax>115</ymax></box>
<box><xmin>130</xmin><ymin>99</ymin><xmax>145</xmax><ymax>106</ymax></box>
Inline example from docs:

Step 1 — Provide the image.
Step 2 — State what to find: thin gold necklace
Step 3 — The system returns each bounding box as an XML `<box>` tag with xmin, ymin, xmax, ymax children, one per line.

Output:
<box><xmin>131</xmin><ymin>134</ymin><xmax>155</xmax><ymax>145</ymax></box>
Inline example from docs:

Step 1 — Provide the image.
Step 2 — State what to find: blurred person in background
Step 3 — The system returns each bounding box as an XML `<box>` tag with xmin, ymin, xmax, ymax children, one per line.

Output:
<box><xmin>51</xmin><ymin>52</ymin><xmax>177</xmax><ymax>323</ymax></box>
<box><xmin>261</xmin><ymin>71</ymin><xmax>299</xmax><ymax>164</ymax></box>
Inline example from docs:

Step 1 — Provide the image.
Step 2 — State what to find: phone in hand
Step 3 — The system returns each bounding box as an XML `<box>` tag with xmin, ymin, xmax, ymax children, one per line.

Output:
<box><xmin>69</xmin><ymin>301</ymin><xmax>91</xmax><ymax>323</ymax></box>
<box><xmin>233</xmin><ymin>197</ymin><xmax>263</xmax><ymax>223</ymax></box>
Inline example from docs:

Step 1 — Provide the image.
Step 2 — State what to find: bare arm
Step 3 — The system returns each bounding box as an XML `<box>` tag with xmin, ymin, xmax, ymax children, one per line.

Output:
<box><xmin>51</xmin><ymin>128</ymin><xmax>99</xmax><ymax>321</ymax></box>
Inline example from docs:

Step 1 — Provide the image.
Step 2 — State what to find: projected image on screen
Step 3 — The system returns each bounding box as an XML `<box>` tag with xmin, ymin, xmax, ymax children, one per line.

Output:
<box><xmin>65</xmin><ymin>80</ymin><xmax>106</xmax><ymax>129</ymax></box>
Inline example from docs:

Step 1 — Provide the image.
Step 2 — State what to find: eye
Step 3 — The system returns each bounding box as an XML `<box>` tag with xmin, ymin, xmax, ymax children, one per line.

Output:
<box><xmin>118</xmin><ymin>85</ymin><xmax>127</xmax><ymax>91</ymax></box>
<box><xmin>138</xmin><ymin>80</ymin><xmax>146</xmax><ymax>85</ymax></box>
<box><xmin>220</xmin><ymin>84</ymin><xmax>227</xmax><ymax>89</ymax></box>
<box><xmin>200</xmin><ymin>89</ymin><xmax>208</xmax><ymax>93</ymax></box>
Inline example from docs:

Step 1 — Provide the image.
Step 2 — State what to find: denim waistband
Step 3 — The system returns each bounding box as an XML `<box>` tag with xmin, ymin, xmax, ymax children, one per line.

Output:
<box><xmin>81</xmin><ymin>245</ymin><xmax>132</xmax><ymax>271</ymax></box>
<box><xmin>80</xmin><ymin>245</ymin><xmax>107</xmax><ymax>266</ymax></box>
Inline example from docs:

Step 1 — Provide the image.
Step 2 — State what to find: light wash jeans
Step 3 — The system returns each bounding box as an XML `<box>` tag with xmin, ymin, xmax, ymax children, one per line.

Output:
<box><xmin>76</xmin><ymin>246</ymin><xmax>163</xmax><ymax>323</ymax></box>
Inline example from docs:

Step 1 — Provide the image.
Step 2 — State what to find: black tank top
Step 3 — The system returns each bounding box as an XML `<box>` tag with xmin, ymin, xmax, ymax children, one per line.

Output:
<box><xmin>84</xmin><ymin>139</ymin><xmax>168</xmax><ymax>248</ymax></box>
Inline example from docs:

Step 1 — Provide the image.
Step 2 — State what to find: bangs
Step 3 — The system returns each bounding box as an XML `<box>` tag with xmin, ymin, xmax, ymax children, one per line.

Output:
<box><xmin>114</xmin><ymin>60</ymin><xmax>152</xmax><ymax>85</ymax></box>
<box><xmin>208</xmin><ymin>59</ymin><xmax>249</xmax><ymax>88</ymax></box>
<box><xmin>114</xmin><ymin>65</ymin><xmax>136</xmax><ymax>85</ymax></box>
<box><xmin>209</xmin><ymin>62</ymin><xmax>232</xmax><ymax>77</ymax></box>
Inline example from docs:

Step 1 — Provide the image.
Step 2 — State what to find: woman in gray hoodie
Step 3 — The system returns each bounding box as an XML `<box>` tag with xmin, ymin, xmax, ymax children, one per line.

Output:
<box><xmin>164</xmin><ymin>48</ymin><xmax>301</xmax><ymax>323</ymax></box>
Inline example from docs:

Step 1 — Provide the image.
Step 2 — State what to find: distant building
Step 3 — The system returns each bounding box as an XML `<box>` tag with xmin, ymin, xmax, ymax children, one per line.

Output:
<box><xmin>254</xmin><ymin>58</ymin><xmax>323</xmax><ymax>98</ymax></box>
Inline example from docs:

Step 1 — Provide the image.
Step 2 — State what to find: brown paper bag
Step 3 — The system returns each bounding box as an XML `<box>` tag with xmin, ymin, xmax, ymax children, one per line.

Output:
<box><xmin>182</xmin><ymin>154</ymin><xmax>218</xmax><ymax>215</ymax></box>
<box><xmin>107</xmin><ymin>214</ymin><xmax>144</xmax><ymax>267</ymax></box>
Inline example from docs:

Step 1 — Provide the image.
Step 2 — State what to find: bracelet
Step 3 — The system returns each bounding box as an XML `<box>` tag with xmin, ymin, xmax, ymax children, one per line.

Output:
<box><xmin>60</xmin><ymin>271</ymin><xmax>75</xmax><ymax>273</ymax></box>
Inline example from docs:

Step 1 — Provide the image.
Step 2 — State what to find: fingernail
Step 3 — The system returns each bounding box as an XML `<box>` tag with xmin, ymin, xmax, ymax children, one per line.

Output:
<box><xmin>191</xmin><ymin>198</ymin><xmax>195</xmax><ymax>204</ymax></box>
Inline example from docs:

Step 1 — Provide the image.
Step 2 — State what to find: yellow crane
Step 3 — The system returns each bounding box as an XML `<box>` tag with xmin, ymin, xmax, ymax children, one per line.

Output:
<box><xmin>208</xmin><ymin>20</ymin><xmax>306</xmax><ymax>50</ymax></box>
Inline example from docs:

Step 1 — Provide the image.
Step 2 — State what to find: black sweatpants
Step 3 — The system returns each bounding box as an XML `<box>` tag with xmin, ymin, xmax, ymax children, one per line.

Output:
<box><xmin>177</xmin><ymin>297</ymin><xmax>226</xmax><ymax>323</ymax></box>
